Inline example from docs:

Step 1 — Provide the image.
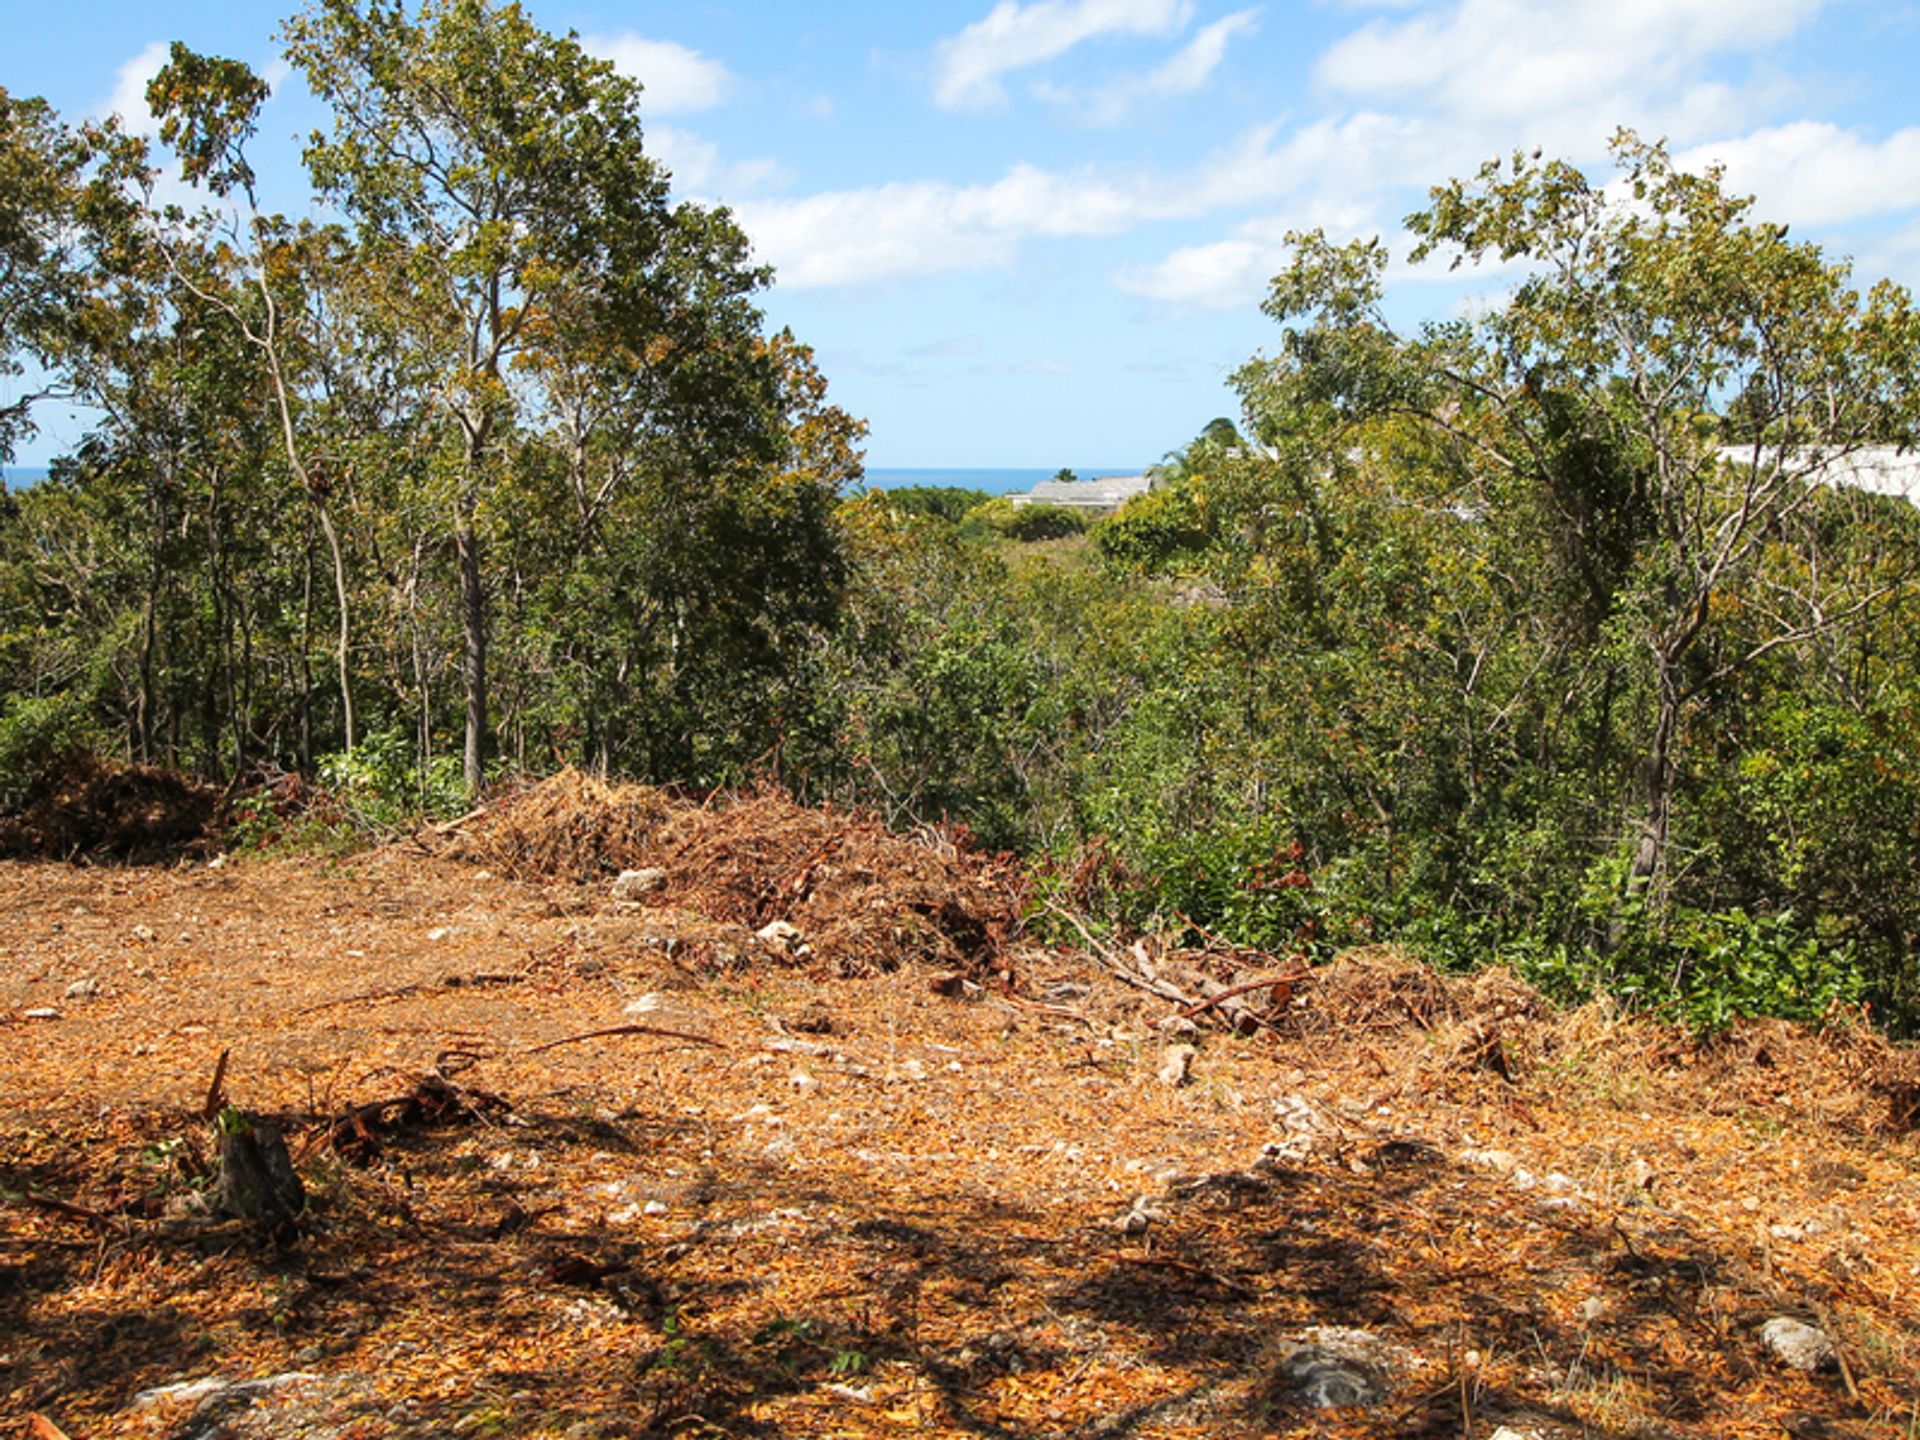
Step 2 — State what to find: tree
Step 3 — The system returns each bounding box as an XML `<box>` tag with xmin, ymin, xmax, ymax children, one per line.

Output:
<box><xmin>147</xmin><ymin>47</ymin><xmax>368</xmax><ymax>753</ymax></box>
<box><xmin>282</xmin><ymin>0</ymin><xmax>773</xmax><ymax>790</ymax></box>
<box><xmin>1243</xmin><ymin>132</ymin><xmax>1920</xmax><ymax>918</ymax></box>
<box><xmin>0</xmin><ymin>90</ymin><xmax>133</xmax><ymax>468</ymax></box>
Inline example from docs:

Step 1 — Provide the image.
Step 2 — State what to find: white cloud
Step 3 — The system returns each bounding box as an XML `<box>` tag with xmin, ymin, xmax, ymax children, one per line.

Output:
<box><xmin>102</xmin><ymin>41</ymin><xmax>170</xmax><ymax>137</ymax></box>
<box><xmin>1315</xmin><ymin>0</ymin><xmax>1822</xmax><ymax>139</ymax></box>
<box><xmin>735</xmin><ymin>162</ymin><xmax>1195</xmax><ymax>289</ymax></box>
<box><xmin>733</xmin><ymin>107</ymin><xmax>1454</xmax><ymax>294</ymax></box>
<box><xmin>934</xmin><ymin>0</ymin><xmax>1194</xmax><ymax>109</ymax></box>
<box><xmin>1676</xmin><ymin>122</ymin><xmax>1920</xmax><ymax>227</ymax></box>
<box><xmin>585</xmin><ymin>33</ymin><xmax>732</xmax><ymax>113</ymax></box>
<box><xmin>1114</xmin><ymin>203</ymin><xmax>1376</xmax><ymax>308</ymax></box>
<box><xmin>1042</xmin><ymin>7</ymin><xmax>1260</xmax><ymax>123</ymax></box>
<box><xmin>736</xmin><ymin>183</ymin><xmax>1023</xmax><ymax>288</ymax></box>
<box><xmin>648</xmin><ymin>125</ymin><xmax>787</xmax><ymax>197</ymax></box>
<box><xmin>1150</xmin><ymin>8</ymin><xmax>1259</xmax><ymax>93</ymax></box>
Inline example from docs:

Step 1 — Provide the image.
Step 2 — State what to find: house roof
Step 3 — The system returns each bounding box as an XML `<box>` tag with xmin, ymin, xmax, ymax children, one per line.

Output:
<box><xmin>1010</xmin><ymin>474</ymin><xmax>1154</xmax><ymax>511</ymax></box>
<box><xmin>1716</xmin><ymin>444</ymin><xmax>1920</xmax><ymax>500</ymax></box>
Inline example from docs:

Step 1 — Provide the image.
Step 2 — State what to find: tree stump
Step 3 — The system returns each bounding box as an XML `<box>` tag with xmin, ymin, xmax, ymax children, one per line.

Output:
<box><xmin>212</xmin><ymin>1114</ymin><xmax>306</xmax><ymax>1235</ymax></box>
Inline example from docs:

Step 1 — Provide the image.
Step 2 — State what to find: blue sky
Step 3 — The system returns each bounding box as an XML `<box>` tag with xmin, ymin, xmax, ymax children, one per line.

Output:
<box><xmin>8</xmin><ymin>0</ymin><xmax>1920</xmax><ymax>469</ymax></box>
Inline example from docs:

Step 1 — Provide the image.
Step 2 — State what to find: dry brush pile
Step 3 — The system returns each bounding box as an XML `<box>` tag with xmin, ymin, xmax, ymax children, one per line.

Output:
<box><xmin>446</xmin><ymin>769</ymin><xmax>1026</xmax><ymax>980</ymax></box>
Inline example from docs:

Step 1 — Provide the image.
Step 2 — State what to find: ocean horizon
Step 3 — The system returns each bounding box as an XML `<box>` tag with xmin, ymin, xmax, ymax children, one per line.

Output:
<box><xmin>3</xmin><ymin>465</ymin><xmax>1145</xmax><ymax>496</ymax></box>
<box><xmin>861</xmin><ymin>466</ymin><xmax>1145</xmax><ymax>495</ymax></box>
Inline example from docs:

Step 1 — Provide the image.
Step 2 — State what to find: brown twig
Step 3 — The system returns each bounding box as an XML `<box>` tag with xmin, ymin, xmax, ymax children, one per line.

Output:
<box><xmin>294</xmin><ymin>974</ymin><xmax>524</xmax><ymax>1016</ymax></box>
<box><xmin>201</xmin><ymin>1046</ymin><xmax>231</xmax><ymax>1121</ymax></box>
<box><xmin>1811</xmin><ymin>1299</ymin><xmax>1865</xmax><ymax>1407</ymax></box>
<box><xmin>526</xmin><ymin>1024</ymin><xmax>726</xmax><ymax>1054</ymax></box>
<box><xmin>1113</xmin><ymin>1252</ymin><xmax>1256</xmax><ymax>1298</ymax></box>
<box><xmin>426</xmin><ymin>803</ymin><xmax>490</xmax><ymax>835</ymax></box>
<box><xmin>295</xmin><ymin>984</ymin><xmax>427</xmax><ymax>1015</ymax></box>
<box><xmin>1177</xmin><ymin>969</ymin><xmax>1310</xmax><ymax>1020</ymax></box>
<box><xmin>12</xmin><ymin>1190</ymin><xmax>116</xmax><ymax>1230</ymax></box>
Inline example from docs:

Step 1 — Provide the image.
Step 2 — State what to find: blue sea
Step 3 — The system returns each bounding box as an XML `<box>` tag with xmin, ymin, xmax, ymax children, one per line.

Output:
<box><xmin>2</xmin><ymin>466</ymin><xmax>1145</xmax><ymax>495</ymax></box>
<box><xmin>861</xmin><ymin>467</ymin><xmax>1144</xmax><ymax>494</ymax></box>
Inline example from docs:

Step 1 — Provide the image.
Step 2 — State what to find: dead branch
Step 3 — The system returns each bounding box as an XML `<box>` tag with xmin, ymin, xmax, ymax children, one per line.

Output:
<box><xmin>526</xmin><ymin>1023</ymin><xmax>727</xmax><ymax>1055</ymax></box>
<box><xmin>11</xmin><ymin>1190</ymin><xmax>116</xmax><ymax>1230</ymax></box>
<box><xmin>1113</xmin><ymin>1252</ymin><xmax>1256</xmax><ymax>1299</ymax></box>
<box><xmin>1178</xmin><ymin>969</ymin><xmax>1310</xmax><ymax>1020</ymax></box>
<box><xmin>201</xmin><ymin>1046</ymin><xmax>232</xmax><ymax>1121</ymax></box>
<box><xmin>294</xmin><ymin>974</ymin><xmax>524</xmax><ymax>1016</ymax></box>
<box><xmin>427</xmin><ymin>803</ymin><xmax>490</xmax><ymax>835</ymax></box>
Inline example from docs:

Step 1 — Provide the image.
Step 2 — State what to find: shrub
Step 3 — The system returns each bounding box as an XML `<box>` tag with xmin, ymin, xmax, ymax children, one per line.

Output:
<box><xmin>0</xmin><ymin>693</ymin><xmax>96</xmax><ymax>811</ymax></box>
<box><xmin>1095</xmin><ymin>481</ymin><xmax>1214</xmax><ymax>574</ymax></box>
<box><xmin>963</xmin><ymin>498</ymin><xmax>1088</xmax><ymax>542</ymax></box>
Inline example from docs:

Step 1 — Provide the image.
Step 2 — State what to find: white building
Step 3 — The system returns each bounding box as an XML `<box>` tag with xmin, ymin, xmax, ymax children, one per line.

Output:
<box><xmin>1716</xmin><ymin>444</ymin><xmax>1920</xmax><ymax>499</ymax></box>
<box><xmin>1008</xmin><ymin>473</ymin><xmax>1156</xmax><ymax>514</ymax></box>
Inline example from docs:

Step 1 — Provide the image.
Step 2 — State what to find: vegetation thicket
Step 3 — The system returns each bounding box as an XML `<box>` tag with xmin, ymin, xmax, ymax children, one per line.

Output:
<box><xmin>6</xmin><ymin>7</ymin><xmax>1920</xmax><ymax>1033</ymax></box>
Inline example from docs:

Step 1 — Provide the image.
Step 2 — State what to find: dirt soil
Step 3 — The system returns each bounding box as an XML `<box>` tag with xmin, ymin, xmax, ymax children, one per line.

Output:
<box><xmin>3</xmin><ymin>840</ymin><xmax>1918</xmax><ymax>1439</ymax></box>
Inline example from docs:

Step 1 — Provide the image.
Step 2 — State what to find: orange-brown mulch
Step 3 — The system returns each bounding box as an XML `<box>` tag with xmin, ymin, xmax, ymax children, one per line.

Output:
<box><xmin>2</xmin><ymin>833</ymin><xmax>1917</xmax><ymax>1440</ymax></box>
<box><xmin>449</xmin><ymin>770</ymin><xmax>1024</xmax><ymax>978</ymax></box>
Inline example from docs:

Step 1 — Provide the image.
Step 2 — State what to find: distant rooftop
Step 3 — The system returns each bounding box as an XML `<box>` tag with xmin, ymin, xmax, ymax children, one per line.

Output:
<box><xmin>1716</xmin><ymin>444</ymin><xmax>1920</xmax><ymax>500</ymax></box>
<box><xmin>1008</xmin><ymin>474</ymin><xmax>1156</xmax><ymax>513</ymax></box>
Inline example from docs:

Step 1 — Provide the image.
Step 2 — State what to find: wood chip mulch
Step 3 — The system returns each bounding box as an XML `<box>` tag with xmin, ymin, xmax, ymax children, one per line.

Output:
<box><xmin>2</xmin><ymin>841</ymin><xmax>1916</xmax><ymax>1440</ymax></box>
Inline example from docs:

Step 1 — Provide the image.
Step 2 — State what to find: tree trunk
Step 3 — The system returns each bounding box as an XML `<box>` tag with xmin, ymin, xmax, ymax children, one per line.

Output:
<box><xmin>212</xmin><ymin>1115</ymin><xmax>306</xmax><ymax>1236</ymax></box>
<box><xmin>1613</xmin><ymin>662</ymin><xmax>1683</xmax><ymax>951</ymax></box>
<box><xmin>457</xmin><ymin>501</ymin><xmax>487</xmax><ymax>793</ymax></box>
<box><xmin>315</xmin><ymin>502</ymin><xmax>355</xmax><ymax>754</ymax></box>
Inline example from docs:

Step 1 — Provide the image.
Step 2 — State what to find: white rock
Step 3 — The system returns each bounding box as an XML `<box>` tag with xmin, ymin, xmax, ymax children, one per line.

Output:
<box><xmin>64</xmin><ymin>977</ymin><xmax>99</xmax><ymax>999</ymax></box>
<box><xmin>756</xmin><ymin>919</ymin><xmax>802</xmax><ymax>948</ymax></box>
<box><xmin>1251</xmin><ymin>1136</ymin><xmax>1316</xmax><ymax>1168</ymax></box>
<box><xmin>790</xmin><ymin>1070</ymin><xmax>820</xmax><ymax>1094</ymax></box>
<box><xmin>134</xmin><ymin>1376</ymin><xmax>232</xmax><ymax>1407</ymax></box>
<box><xmin>611</xmin><ymin>868</ymin><xmax>667</xmax><ymax>901</ymax></box>
<box><xmin>1277</xmin><ymin>1328</ymin><xmax>1400</xmax><ymax>1409</ymax></box>
<box><xmin>23</xmin><ymin>1008</ymin><xmax>61</xmax><ymax>1021</ymax></box>
<box><xmin>643</xmin><ymin>1199</ymin><xmax>669</xmax><ymax>1216</ymax></box>
<box><xmin>1760</xmin><ymin>1317</ymin><xmax>1835</xmax><ymax>1372</ymax></box>
<box><xmin>623</xmin><ymin>993</ymin><xmax>664</xmax><ymax>1015</ymax></box>
<box><xmin>1158</xmin><ymin>1044</ymin><xmax>1196</xmax><ymax>1088</ymax></box>
<box><xmin>1115</xmin><ymin>1196</ymin><xmax>1167</xmax><ymax>1234</ymax></box>
<box><xmin>1273</xmin><ymin>1093</ymin><xmax>1335</xmax><ymax>1136</ymax></box>
<box><xmin>426</xmin><ymin>927</ymin><xmax>451</xmax><ymax>941</ymax></box>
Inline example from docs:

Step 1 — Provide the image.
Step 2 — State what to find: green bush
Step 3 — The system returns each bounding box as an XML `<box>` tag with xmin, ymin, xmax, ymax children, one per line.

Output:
<box><xmin>317</xmin><ymin>731</ymin><xmax>471</xmax><ymax>833</ymax></box>
<box><xmin>873</xmin><ymin>485</ymin><xmax>994</xmax><ymax>524</ymax></box>
<box><xmin>962</xmin><ymin>497</ymin><xmax>1088</xmax><ymax>542</ymax></box>
<box><xmin>1512</xmin><ymin>901</ymin><xmax>1866</xmax><ymax>1034</ymax></box>
<box><xmin>0</xmin><ymin>693</ymin><xmax>95</xmax><ymax>810</ymax></box>
<box><xmin>1095</xmin><ymin>481</ymin><xmax>1214</xmax><ymax>574</ymax></box>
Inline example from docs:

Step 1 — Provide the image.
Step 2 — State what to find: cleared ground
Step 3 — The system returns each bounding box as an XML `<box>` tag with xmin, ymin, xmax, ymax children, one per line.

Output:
<box><xmin>3</xmin><ymin>831</ymin><xmax>1918</xmax><ymax>1439</ymax></box>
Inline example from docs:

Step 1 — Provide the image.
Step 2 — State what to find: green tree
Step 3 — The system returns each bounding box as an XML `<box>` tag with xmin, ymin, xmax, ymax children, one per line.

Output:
<box><xmin>0</xmin><ymin>90</ymin><xmax>87</xmax><ymax>465</ymax></box>
<box><xmin>283</xmin><ymin>0</ymin><xmax>776</xmax><ymax>790</ymax></box>
<box><xmin>1244</xmin><ymin>132</ymin><xmax>1920</xmax><ymax>918</ymax></box>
